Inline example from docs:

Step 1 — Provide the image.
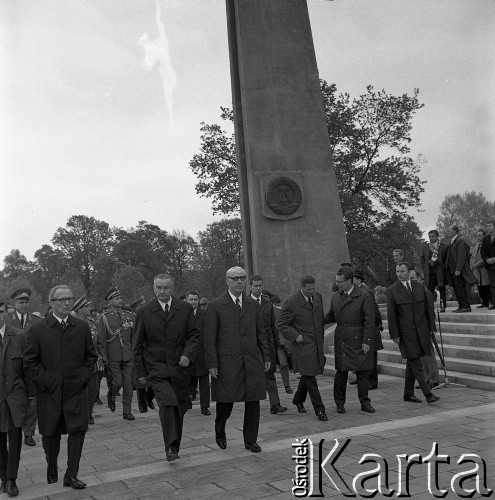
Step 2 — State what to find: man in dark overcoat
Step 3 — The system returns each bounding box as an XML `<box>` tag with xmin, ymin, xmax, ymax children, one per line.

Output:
<box><xmin>481</xmin><ymin>220</ymin><xmax>495</xmax><ymax>309</ymax></box>
<box><xmin>0</xmin><ymin>301</ymin><xmax>28</xmax><ymax>497</ymax></box>
<box><xmin>277</xmin><ymin>275</ymin><xmax>327</xmax><ymax>421</ymax></box>
<box><xmin>421</xmin><ymin>229</ymin><xmax>448</xmax><ymax>312</ymax></box>
<box><xmin>133</xmin><ymin>274</ymin><xmax>200</xmax><ymax>462</ymax></box>
<box><xmin>386</xmin><ymin>262</ymin><xmax>440</xmax><ymax>404</ymax></box>
<box><xmin>325</xmin><ymin>268</ymin><xmax>376</xmax><ymax>414</ymax></box>
<box><xmin>249</xmin><ymin>275</ymin><xmax>287</xmax><ymax>415</ymax></box>
<box><xmin>185</xmin><ymin>290</ymin><xmax>210</xmax><ymax>415</ymax></box>
<box><xmin>5</xmin><ymin>288</ymin><xmax>40</xmax><ymax>447</ymax></box>
<box><xmin>445</xmin><ymin>225</ymin><xmax>477</xmax><ymax>312</ymax></box>
<box><xmin>204</xmin><ymin>266</ymin><xmax>270</xmax><ymax>453</ymax></box>
<box><xmin>23</xmin><ymin>285</ymin><xmax>97</xmax><ymax>490</ymax></box>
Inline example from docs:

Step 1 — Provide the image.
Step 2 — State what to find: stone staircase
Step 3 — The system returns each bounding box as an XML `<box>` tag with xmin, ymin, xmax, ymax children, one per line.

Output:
<box><xmin>324</xmin><ymin>304</ymin><xmax>495</xmax><ymax>391</ymax></box>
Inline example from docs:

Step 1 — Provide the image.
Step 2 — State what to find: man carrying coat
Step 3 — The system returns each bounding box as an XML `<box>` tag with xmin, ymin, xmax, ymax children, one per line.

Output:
<box><xmin>0</xmin><ymin>301</ymin><xmax>27</xmax><ymax>497</ymax></box>
<box><xmin>24</xmin><ymin>285</ymin><xmax>97</xmax><ymax>490</ymax></box>
<box><xmin>325</xmin><ymin>268</ymin><xmax>376</xmax><ymax>414</ymax></box>
<box><xmin>133</xmin><ymin>274</ymin><xmax>200</xmax><ymax>462</ymax></box>
<box><xmin>386</xmin><ymin>262</ymin><xmax>440</xmax><ymax>405</ymax></box>
<box><xmin>277</xmin><ymin>275</ymin><xmax>327</xmax><ymax>421</ymax></box>
<box><xmin>204</xmin><ymin>267</ymin><xmax>270</xmax><ymax>453</ymax></box>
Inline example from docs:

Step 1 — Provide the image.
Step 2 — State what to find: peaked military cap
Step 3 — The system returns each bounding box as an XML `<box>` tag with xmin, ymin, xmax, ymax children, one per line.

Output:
<box><xmin>72</xmin><ymin>296</ymin><xmax>89</xmax><ymax>312</ymax></box>
<box><xmin>353</xmin><ymin>270</ymin><xmax>365</xmax><ymax>281</ymax></box>
<box><xmin>11</xmin><ymin>288</ymin><xmax>31</xmax><ymax>301</ymax></box>
<box><xmin>105</xmin><ymin>287</ymin><xmax>122</xmax><ymax>301</ymax></box>
<box><xmin>129</xmin><ymin>295</ymin><xmax>146</xmax><ymax>310</ymax></box>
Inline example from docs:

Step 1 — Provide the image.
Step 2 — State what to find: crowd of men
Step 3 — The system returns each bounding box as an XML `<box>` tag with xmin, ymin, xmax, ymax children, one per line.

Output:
<box><xmin>0</xmin><ymin>221</ymin><xmax>493</xmax><ymax>495</ymax></box>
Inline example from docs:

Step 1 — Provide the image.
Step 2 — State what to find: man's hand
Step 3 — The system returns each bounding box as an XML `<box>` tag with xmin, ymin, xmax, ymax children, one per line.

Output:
<box><xmin>179</xmin><ymin>356</ymin><xmax>190</xmax><ymax>367</ymax></box>
<box><xmin>487</xmin><ymin>257</ymin><xmax>495</xmax><ymax>265</ymax></box>
<box><xmin>209</xmin><ymin>367</ymin><xmax>218</xmax><ymax>379</ymax></box>
<box><xmin>264</xmin><ymin>361</ymin><xmax>270</xmax><ymax>372</ymax></box>
<box><xmin>455</xmin><ymin>270</ymin><xmax>461</xmax><ymax>276</ymax></box>
<box><xmin>138</xmin><ymin>377</ymin><xmax>147</xmax><ymax>385</ymax></box>
<box><xmin>362</xmin><ymin>343</ymin><xmax>370</xmax><ymax>354</ymax></box>
<box><xmin>392</xmin><ymin>337</ymin><xmax>399</xmax><ymax>345</ymax></box>
<box><xmin>295</xmin><ymin>334</ymin><xmax>303</xmax><ymax>343</ymax></box>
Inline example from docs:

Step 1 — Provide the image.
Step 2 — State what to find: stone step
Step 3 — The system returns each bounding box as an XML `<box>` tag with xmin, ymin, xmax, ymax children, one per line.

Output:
<box><xmin>380</xmin><ymin>310</ymin><xmax>495</xmax><ymax>325</ymax></box>
<box><xmin>382</xmin><ymin>319</ymin><xmax>495</xmax><ymax>335</ymax></box>
<box><xmin>438</xmin><ymin>332</ymin><xmax>495</xmax><ymax>348</ymax></box>
<box><xmin>323</xmin><ymin>354</ymin><xmax>495</xmax><ymax>391</ymax></box>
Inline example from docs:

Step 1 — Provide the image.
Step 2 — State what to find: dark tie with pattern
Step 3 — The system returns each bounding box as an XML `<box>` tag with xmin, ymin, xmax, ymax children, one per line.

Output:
<box><xmin>236</xmin><ymin>298</ymin><xmax>241</xmax><ymax>313</ymax></box>
<box><xmin>20</xmin><ymin>314</ymin><xmax>25</xmax><ymax>328</ymax></box>
<box><xmin>61</xmin><ymin>320</ymin><xmax>67</xmax><ymax>330</ymax></box>
<box><xmin>308</xmin><ymin>297</ymin><xmax>313</xmax><ymax>308</ymax></box>
<box><xmin>164</xmin><ymin>303</ymin><xmax>169</xmax><ymax>321</ymax></box>
<box><xmin>406</xmin><ymin>282</ymin><xmax>412</xmax><ymax>294</ymax></box>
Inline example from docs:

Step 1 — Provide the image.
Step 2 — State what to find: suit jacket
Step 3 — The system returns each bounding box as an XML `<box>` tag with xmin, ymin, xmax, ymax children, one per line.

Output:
<box><xmin>23</xmin><ymin>314</ymin><xmax>97</xmax><ymax>436</ymax></box>
<box><xmin>204</xmin><ymin>292</ymin><xmax>269</xmax><ymax>402</ymax></box>
<box><xmin>5</xmin><ymin>312</ymin><xmax>41</xmax><ymax>332</ymax></box>
<box><xmin>471</xmin><ymin>242</ymin><xmax>490</xmax><ymax>285</ymax></box>
<box><xmin>421</xmin><ymin>242</ymin><xmax>447</xmax><ymax>287</ymax></box>
<box><xmin>386</xmin><ymin>281</ymin><xmax>435</xmax><ymax>359</ymax></box>
<box><xmin>190</xmin><ymin>307</ymin><xmax>208</xmax><ymax>377</ymax></box>
<box><xmin>276</xmin><ymin>290</ymin><xmax>325</xmax><ymax>376</ymax></box>
<box><xmin>480</xmin><ymin>234</ymin><xmax>495</xmax><ymax>271</ymax></box>
<box><xmin>445</xmin><ymin>236</ymin><xmax>477</xmax><ymax>285</ymax></box>
<box><xmin>133</xmin><ymin>297</ymin><xmax>200</xmax><ymax>413</ymax></box>
<box><xmin>257</xmin><ymin>295</ymin><xmax>280</xmax><ymax>365</ymax></box>
<box><xmin>97</xmin><ymin>308</ymin><xmax>134</xmax><ymax>363</ymax></box>
<box><xmin>0</xmin><ymin>325</ymin><xmax>28</xmax><ymax>431</ymax></box>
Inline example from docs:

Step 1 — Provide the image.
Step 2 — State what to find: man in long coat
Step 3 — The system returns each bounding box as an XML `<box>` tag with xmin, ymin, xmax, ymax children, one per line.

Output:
<box><xmin>277</xmin><ymin>275</ymin><xmax>327</xmax><ymax>421</ymax></box>
<box><xmin>481</xmin><ymin>220</ymin><xmax>495</xmax><ymax>309</ymax></box>
<box><xmin>24</xmin><ymin>285</ymin><xmax>97</xmax><ymax>490</ymax></box>
<box><xmin>0</xmin><ymin>301</ymin><xmax>28</xmax><ymax>497</ymax></box>
<box><xmin>204</xmin><ymin>266</ymin><xmax>270</xmax><ymax>453</ymax></box>
<box><xmin>421</xmin><ymin>229</ymin><xmax>448</xmax><ymax>312</ymax></box>
<box><xmin>386</xmin><ymin>262</ymin><xmax>440</xmax><ymax>405</ymax></box>
<box><xmin>133</xmin><ymin>274</ymin><xmax>200</xmax><ymax>462</ymax></box>
<box><xmin>325</xmin><ymin>268</ymin><xmax>376</xmax><ymax>414</ymax></box>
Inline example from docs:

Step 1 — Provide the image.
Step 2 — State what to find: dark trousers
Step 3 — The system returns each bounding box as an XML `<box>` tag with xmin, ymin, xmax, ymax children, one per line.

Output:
<box><xmin>87</xmin><ymin>371</ymin><xmax>100</xmax><ymax>418</ymax></box>
<box><xmin>369</xmin><ymin>351</ymin><xmax>378</xmax><ymax>387</ymax></box>
<box><xmin>293</xmin><ymin>375</ymin><xmax>324</xmax><ymax>414</ymax></box>
<box><xmin>477</xmin><ymin>284</ymin><xmax>491</xmax><ymax>307</ymax></box>
<box><xmin>334</xmin><ymin>370</ymin><xmax>371</xmax><ymax>405</ymax></box>
<box><xmin>42</xmin><ymin>422</ymin><xmax>85</xmax><ymax>478</ymax></box>
<box><xmin>23</xmin><ymin>396</ymin><xmax>37</xmax><ymax>438</ymax></box>
<box><xmin>215</xmin><ymin>401</ymin><xmax>260</xmax><ymax>443</ymax></box>
<box><xmin>158</xmin><ymin>406</ymin><xmax>183</xmax><ymax>451</ymax></box>
<box><xmin>486</xmin><ymin>269</ymin><xmax>495</xmax><ymax>305</ymax></box>
<box><xmin>404</xmin><ymin>357</ymin><xmax>430</xmax><ymax>398</ymax></box>
<box><xmin>265</xmin><ymin>364</ymin><xmax>281</xmax><ymax>407</ymax></box>
<box><xmin>427</xmin><ymin>272</ymin><xmax>446</xmax><ymax>308</ymax></box>
<box><xmin>448</xmin><ymin>271</ymin><xmax>470</xmax><ymax>308</ymax></box>
<box><xmin>0</xmin><ymin>427</ymin><xmax>22</xmax><ymax>481</ymax></box>
<box><xmin>189</xmin><ymin>375</ymin><xmax>198</xmax><ymax>396</ymax></box>
<box><xmin>197</xmin><ymin>375</ymin><xmax>210</xmax><ymax>408</ymax></box>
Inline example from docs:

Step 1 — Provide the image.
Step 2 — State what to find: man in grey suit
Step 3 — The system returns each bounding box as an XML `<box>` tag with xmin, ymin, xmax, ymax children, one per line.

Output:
<box><xmin>277</xmin><ymin>276</ymin><xmax>327</xmax><ymax>421</ymax></box>
<box><xmin>204</xmin><ymin>267</ymin><xmax>270</xmax><ymax>453</ymax></box>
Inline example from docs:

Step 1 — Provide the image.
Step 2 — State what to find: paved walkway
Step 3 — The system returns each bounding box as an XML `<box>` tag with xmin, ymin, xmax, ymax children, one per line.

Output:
<box><xmin>4</xmin><ymin>372</ymin><xmax>494</xmax><ymax>499</ymax></box>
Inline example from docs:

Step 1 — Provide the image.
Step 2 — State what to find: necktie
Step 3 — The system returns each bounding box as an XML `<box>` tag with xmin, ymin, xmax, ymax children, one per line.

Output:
<box><xmin>164</xmin><ymin>303</ymin><xmax>169</xmax><ymax>320</ymax></box>
<box><xmin>258</xmin><ymin>298</ymin><xmax>261</xmax><ymax>306</ymax></box>
<box><xmin>406</xmin><ymin>282</ymin><xmax>412</xmax><ymax>294</ymax></box>
<box><xmin>308</xmin><ymin>297</ymin><xmax>313</xmax><ymax>308</ymax></box>
<box><xmin>236</xmin><ymin>298</ymin><xmax>242</xmax><ymax>312</ymax></box>
<box><xmin>0</xmin><ymin>334</ymin><xmax>3</xmax><ymax>351</ymax></box>
<box><xmin>61</xmin><ymin>320</ymin><xmax>67</xmax><ymax>330</ymax></box>
<box><xmin>20</xmin><ymin>314</ymin><xmax>25</xmax><ymax>328</ymax></box>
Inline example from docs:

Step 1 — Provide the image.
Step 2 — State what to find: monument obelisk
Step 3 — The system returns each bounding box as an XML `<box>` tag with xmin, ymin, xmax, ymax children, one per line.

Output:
<box><xmin>226</xmin><ymin>0</ymin><xmax>349</xmax><ymax>303</ymax></box>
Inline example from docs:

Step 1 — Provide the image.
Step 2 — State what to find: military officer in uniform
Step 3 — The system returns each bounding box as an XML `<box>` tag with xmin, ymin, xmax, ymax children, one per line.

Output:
<box><xmin>5</xmin><ymin>288</ymin><xmax>40</xmax><ymax>447</ymax></box>
<box><xmin>72</xmin><ymin>297</ymin><xmax>103</xmax><ymax>425</ymax></box>
<box><xmin>97</xmin><ymin>287</ymin><xmax>135</xmax><ymax>420</ymax></box>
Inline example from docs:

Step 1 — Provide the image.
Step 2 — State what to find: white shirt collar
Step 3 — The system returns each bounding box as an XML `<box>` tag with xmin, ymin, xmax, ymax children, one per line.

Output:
<box><xmin>158</xmin><ymin>297</ymin><xmax>172</xmax><ymax>311</ymax></box>
<box><xmin>301</xmin><ymin>290</ymin><xmax>312</xmax><ymax>302</ymax></box>
<box><xmin>16</xmin><ymin>311</ymin><xmax>24</xmax><ymax>321</ymax></box>
<box><xmin>400</xmin><ymin>280</ymin><xmax>412</xmax><ymax>289</ymax></box>
<box><xmin>228</xmin><ymin>291</ymin><xmax>242</xmax><ymax>305</ymax></box>
<box><xmin>251</xmin><ymin>294</ymin><xmax>262</xmax><ymax>303</ymax></box>
<box><xmin>347</xmin><ymin>285</ymin><xmax>354</xmax><ymax>296</ymax></box>
<box><xmin>0</xmin><ymin>323</ymin><xmax>5</xmax><ymax>337</ymax></box>
<box><xmin>451</xmin><ymin>234</ymin><xmax>458</xmax><ymax>244</ymax></box>
<box><xmin>53</xmin><ymin>313</ymin><xmax>69</xmax><ymax>323</ymax></box>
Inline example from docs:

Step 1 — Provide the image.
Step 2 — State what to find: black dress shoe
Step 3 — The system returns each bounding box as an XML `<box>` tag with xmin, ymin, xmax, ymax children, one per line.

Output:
<box><xmin>216</xmin><ymin>437</ymin><xmax>227</xmax><ymax>449</ymax></box>
<box><xmin>201</xmin><ymin>407</ymin><xmax>211</xmax><ymax>416</ymax></box>
<box><xmin>368</xmin><ymin>384</ymin><xmax>377</xmax><ymax>390</ymax></box>
<box><xmin>47</xmin><ymin>466</ymin><xmax>58</xmax><ymax>484</ymax></box>
<box><xmin>188</xmin><ymin>400</ymin><xmax>193</xmax><ymax>409</ymax></box>
<box><xmin>429</xmin><ymin>382</ymin><xmax>440</xmax><ymax>389</ymax></box>
<box><xmin>147</xmin><ymin>400</ymin><xmax>155</xmax><ymax>410</ymax></box>
<box><xmin>292</xmin><ymin>400</ymin><xmax>306</xmax><ymax>413</ymax></box>
<box><xmin>489</xmin><ymin>305</ymin><xmax>495</xmax><ymax>310</ymax></box>
<box><xmin>270</xmin><ymin>403</ymin><xmax>288</xmax><ymax>414</ymax></box>
<box><xmin>107</xmin><ymin>392</ymin><xmax>115</xmax><ymax>412</ymax></box>
<box><xmin>123</xmin><ymin>413</ymin><xmax>135</xmax><ymax>420</ymax></box>
<box><xmin>426</xmin><ymin>393</ymin><xmax>440</xmax><ymax>404</ymax></box>
<box><xmin>349</xmin><ymin>379</ymin><xmax>358</xmax><ymax>385</ymax></box>
<box><xmin>454</xmin><ymin>307</ymin><xmax>471</xmax><ymax>313</ymax></box>
<box><xmin>165</xmin><ymin>446</ymin><xmax>180</xmax><ymax>462</ymax></box>
<box><xmin>137</xmin><ymin>397</ymin><xmax>148</xmax><ymax>413</ymax></box>
<box><xmin>317</xmin><ymin>410</ymin><xmax>328</xmax><ymax>421</ymax></box>
<box><xmin>6</xmin><ymin>479</ymin><xmax>19</xmax><ymax>497</ymax></box>
<box><xmin>440</xmin><ymin>307</ymin><xmax>446</xmax><ymax>313</ymax></box>
<box><xmin>285</xmin><ymin>386</ymin><xmax>293</xmax><ymax>394</ymax></box>
<box><xmin>24</xmin><ymin>436</ymin><xmax>36</xmax><ymax>446</ymax></box>
<box><xmin>95</xmin><ymin>397</ymin><xmax>103</xmax><ymax>405</ymax></box>
<box><xmin>88</xmin><ymin>416</ymin><xmax>94</xmax><ymax>425</ymax></box>
<box><xmin>336</xmin><ymin>404</ymin><xmax>346</xmax><ymax>414</ymax></box>
<box><xmin>244</xmin><ymin>442</ymin><xmax>262</xmax><ymax>453</ymax></box>
<box><xmin>477</xmin><ymin>304</ymin><xmax>486</xmax><ymax>308</ymax></box>
<box><xmin>361</xmin><ymin>403</ymin><xmax>375</xmax><ymax>413</ymax></box>
<box><xmin>63</xmin><ymin>475</ymin><xmax>86</xmax><ymax>489</ymax></box>
<box><xmin>1</xmin><ymin>481</ymin><xmax>6</xmax><ymax>493</ymax></box>
<box><xmin>404</xmin><ymin>395</ymin><xmax>422</xmax><ymax>403</ymax></box>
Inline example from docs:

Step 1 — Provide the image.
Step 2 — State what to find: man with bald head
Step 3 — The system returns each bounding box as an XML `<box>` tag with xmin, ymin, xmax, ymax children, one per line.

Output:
<box><xmin>204</xmin><ymin>266</ymin><xmax>270</xmax><ymax>453</ymax></box>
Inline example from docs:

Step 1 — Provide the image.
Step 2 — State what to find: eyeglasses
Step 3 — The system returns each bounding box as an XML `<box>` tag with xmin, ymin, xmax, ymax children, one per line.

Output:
<box><xmin>51</xmin><ymin>297</ymin><xmax>75</xmax><ymax>304</ymax></box>
<box><xmin>228</xmin><ymin>276</ymin><xmax>246</xmax><ymax>282</ymax></box>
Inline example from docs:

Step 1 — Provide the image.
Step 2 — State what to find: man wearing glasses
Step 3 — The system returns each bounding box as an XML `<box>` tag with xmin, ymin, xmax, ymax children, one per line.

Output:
<box><xmin>204</xmin><ymin>267</ymin><xmax>270</xmax><ymax>453</ymax></box>
<box><xmin>24</xmin><ymin>285</ymin><xmax>97</xmax><ymax>490</ymax></box>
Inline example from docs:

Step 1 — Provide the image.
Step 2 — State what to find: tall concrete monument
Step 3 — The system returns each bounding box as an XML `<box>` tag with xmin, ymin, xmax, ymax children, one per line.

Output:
<box><xmin>226</xmin><ymin>0</ymin><xmax>349</xmax><ymax>303</ymax></box>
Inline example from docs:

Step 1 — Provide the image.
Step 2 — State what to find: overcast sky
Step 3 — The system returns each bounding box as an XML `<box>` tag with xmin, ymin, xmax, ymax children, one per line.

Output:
<box><xmin>1</xmin><ymin>0</ymin><xmax>494</xmax><ymax>261</ymax></box>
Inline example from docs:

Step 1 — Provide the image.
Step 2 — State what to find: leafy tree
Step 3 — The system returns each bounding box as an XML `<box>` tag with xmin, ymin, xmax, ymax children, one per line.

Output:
<box><xmin>168</xmin><ymin>229</ymin><xmax>196</xmax><ymax>295</ymax></box>
<box><xmin>2</xmin><ymin>249</ymin><xmax>34</xmax><ymax>278</ymax></box>
<box><xmin>52</xmin><ymin>215</ymin><xmax>115</xmax><ymax>291</ymax></box>
<box><xmin>114</xmin><ymin>265</ymin><xmax>150</xmax><ymax>305</ymax></box>
<box><xmin>31</xmin><ymin>244</ymin><xmax>69</xmax><ymax>297</ymax></box>
<box><xmin>437</xmin><ymin>191</ymin><xmax>495</xmax><ymax>245</ymax></box>
<box><xmin>59</xmin><ymin>268</ymin><xmax>86</xmax><ymax>302</ymax></box>
<box><xmin>0</xmin><ymin>275</ymin><xmax>44</xmax><ymax>314</ymax></box>
<box><xmin>90</xmin><ymin>255</ymin><xmax>117</xmax><ymax>306</ymax></box>
<box><xmin>112</xmin><ymin>238</ymin><xmax>162</xmax><ymax>283</ymax></box>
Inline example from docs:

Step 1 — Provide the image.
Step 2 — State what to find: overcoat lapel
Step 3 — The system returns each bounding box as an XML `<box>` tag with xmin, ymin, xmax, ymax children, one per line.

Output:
<box><xmin>167</xmin><ymin>298</ymin><xmax>181</xmax><ymax>323</ymax></box>
<box><xmin>150</xmin><ymin>299</ymin><xmax>168</xmax><ymax>323</ymax></box>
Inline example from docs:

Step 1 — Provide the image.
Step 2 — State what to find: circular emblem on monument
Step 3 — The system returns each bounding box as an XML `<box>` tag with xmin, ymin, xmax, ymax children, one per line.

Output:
<box><xmin>265</xmin><ymin>177</ymin><xmax>302</xmax><ymax>215</ymax></box>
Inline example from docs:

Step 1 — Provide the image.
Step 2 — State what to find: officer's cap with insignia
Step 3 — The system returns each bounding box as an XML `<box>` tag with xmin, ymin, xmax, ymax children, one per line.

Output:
<box><xmin>11</xmin><ymin>288</ymin><xmax>31</xmax><ymax>301</ymax></box>
<box><xmin>72</xmin><ymin>296</ymin><xmax>90</xmax><ymax>312</ymax></box>
<box><xmin>105</xmin><ymin>287</ymin><xmax>122</xmax><ymax>301</ymax></box>
<box><xmin>129</xmin><ymin>295</ymin><xmax>146</xmax><ymax>310</ymax></box>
